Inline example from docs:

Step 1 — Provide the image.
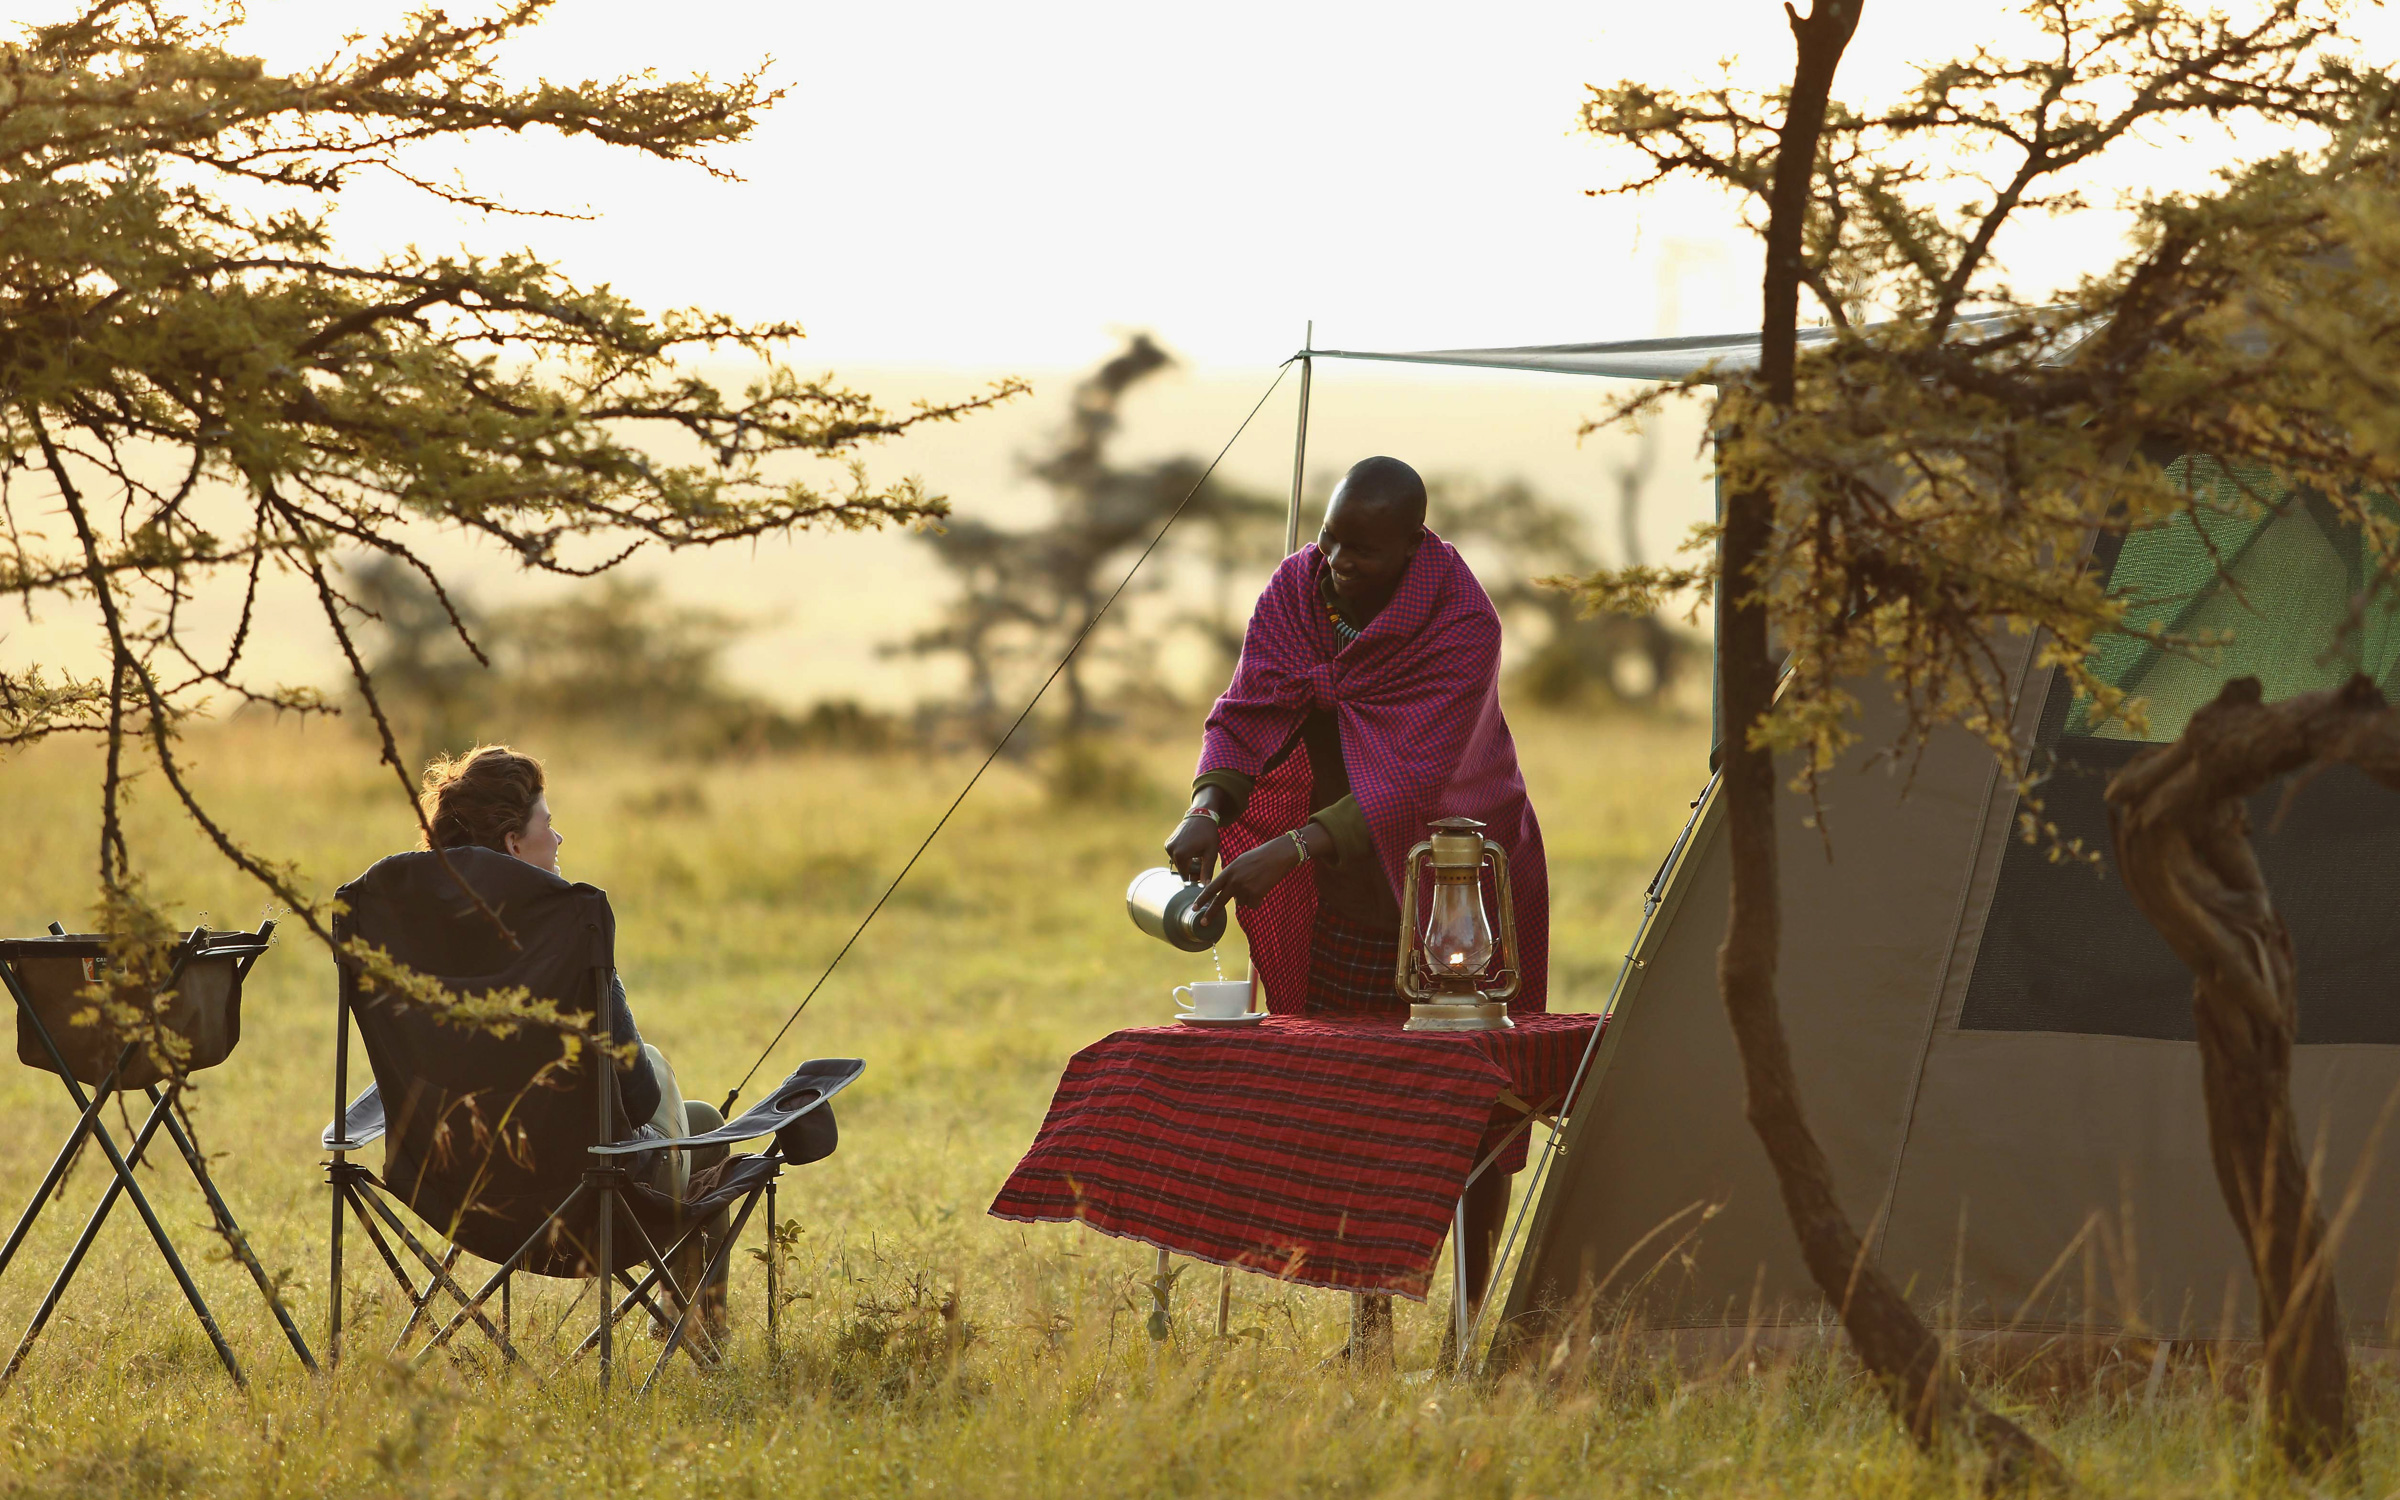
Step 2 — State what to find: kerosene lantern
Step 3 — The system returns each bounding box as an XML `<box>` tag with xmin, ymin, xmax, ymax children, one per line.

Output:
<box><xmin>1396</xmin><ymin>816</ymin><xmax>1519</xmax><ymax>1031</ymax></box>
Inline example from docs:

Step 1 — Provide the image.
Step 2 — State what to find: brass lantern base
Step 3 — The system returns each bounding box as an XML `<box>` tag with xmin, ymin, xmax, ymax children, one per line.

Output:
<box><xmin>1403</xmin><ymin>999</ymin><xmax>1514</xmax><ymax>1033</ymax></box>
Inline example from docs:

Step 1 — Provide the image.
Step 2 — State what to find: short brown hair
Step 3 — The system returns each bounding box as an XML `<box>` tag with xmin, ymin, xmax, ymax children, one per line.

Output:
<box><xmin>420</xmin><ymin>745</ymin><xmax>545</xmax><ymax>854</ymax></box>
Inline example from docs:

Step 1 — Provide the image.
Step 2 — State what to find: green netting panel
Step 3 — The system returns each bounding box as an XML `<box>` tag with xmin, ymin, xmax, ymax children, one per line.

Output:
<box><xmin>2067</xmin><ymin>456</ymin><xmax>2400</xmax><ymax>741</ymax></box>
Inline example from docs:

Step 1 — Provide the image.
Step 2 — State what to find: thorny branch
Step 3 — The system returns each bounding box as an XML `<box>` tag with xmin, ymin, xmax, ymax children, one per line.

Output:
<box><xmin>0</xmin><ymin>1</ymin><xmax>1023</xmax><ymax>1038</ymax></box>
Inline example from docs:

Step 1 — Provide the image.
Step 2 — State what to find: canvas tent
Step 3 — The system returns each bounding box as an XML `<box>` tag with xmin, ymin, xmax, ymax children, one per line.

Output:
<box><xmin>1304</xmin><ymin>331</ymin><xmax>2400</xmax><ymax>1348</ymax></box>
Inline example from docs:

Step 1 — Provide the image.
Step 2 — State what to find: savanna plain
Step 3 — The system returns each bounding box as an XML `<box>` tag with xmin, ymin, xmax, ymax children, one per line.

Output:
<box><xmin>2</xmin><ymin>708</ymin><xmax>2398</xmax><ymax>1498</ymax></box>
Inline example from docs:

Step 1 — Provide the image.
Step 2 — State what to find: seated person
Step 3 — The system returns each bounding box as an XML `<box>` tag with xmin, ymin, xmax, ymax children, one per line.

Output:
<box><xmin>418</xmin><ymin>744</ymin><xmax>729</xmax><ymax>1323</ymax></box>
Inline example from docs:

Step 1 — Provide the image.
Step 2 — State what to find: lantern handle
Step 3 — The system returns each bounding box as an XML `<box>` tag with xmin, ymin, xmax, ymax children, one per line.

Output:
<box><xmin>1395</xmin><ymin>837</ymin><xmax>1436</xmax><ymax>1001</ymax></box>
<box><xmin>1483</xmin><ymin>838</ymin><xmax>1521</xmax><ymax>1004</ymax></box>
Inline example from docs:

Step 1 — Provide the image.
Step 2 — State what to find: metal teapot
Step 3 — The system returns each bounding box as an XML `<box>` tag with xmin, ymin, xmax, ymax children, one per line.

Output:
<box><xmin>1125</xmin><ymin>867</ymin><xmax>1228</xmax><ymax>953</ymax></box>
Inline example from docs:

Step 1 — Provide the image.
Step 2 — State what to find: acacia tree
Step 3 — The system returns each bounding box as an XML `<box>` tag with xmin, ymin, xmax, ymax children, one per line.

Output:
<box><xmin>898</xmin><ymin>334</ymin><xmax>1276</xmax><ymax>742</ymax></box>
<box><xmin>1571</xmin><ymin>0</ymin><xmax>2399</xmax><ymax>1473</ymax></box>
<box><xmin>0</xmin><ymin>3</ymin><xmax>1018</xmax><ymax>969</ymax></box>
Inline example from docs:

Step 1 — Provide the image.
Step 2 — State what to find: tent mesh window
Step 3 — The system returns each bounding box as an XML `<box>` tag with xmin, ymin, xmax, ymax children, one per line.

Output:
<box><xmin>1959</xmin><ymin>456</ymin><xmax>2400</xmax><ymax>1041</ymax></box>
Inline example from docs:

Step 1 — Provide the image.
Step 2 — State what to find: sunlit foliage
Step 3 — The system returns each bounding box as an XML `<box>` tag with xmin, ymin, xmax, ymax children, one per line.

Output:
<box><xmin>0</xmin><ymin>0</ymin><xmax>1021</xmax><ymax>946</ymax></box>
<box><xmin>1572</xmin><ymin>0</ymin><xmax>2400</xmax><ymax>783</ymax></box>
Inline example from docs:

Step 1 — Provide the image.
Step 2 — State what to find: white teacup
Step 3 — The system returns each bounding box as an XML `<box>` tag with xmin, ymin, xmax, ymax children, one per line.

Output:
<box><xmin>1174</xmin><ymin>978</ymin><xmax>1253</xmax><ymax>1020</ymax></box>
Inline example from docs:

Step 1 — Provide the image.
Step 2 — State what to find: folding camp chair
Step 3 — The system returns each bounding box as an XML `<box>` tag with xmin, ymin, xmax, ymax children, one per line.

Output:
<box><xmin>0</xmin><ymin>922</ymin><xmax>315</xmax><ymax>1390</ymax></box>
<box><xmin>321</xmin><ymin>847</ymin><xmax>857</xmax><ymax>1388</ymax></box>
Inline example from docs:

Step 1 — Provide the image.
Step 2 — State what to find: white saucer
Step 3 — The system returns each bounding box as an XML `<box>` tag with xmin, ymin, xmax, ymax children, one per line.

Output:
<box><xmin>1177</xmin><ymin>1012</ymin><xmax>1267</xmax><ymax>1028</ymax></box>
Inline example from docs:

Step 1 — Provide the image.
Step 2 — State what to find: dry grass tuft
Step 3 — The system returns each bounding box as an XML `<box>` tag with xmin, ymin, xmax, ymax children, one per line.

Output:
<box><xmin>0</xmin><ymin>708</ymin><xmax>2389</xmax><ymax>1496</ymax></box>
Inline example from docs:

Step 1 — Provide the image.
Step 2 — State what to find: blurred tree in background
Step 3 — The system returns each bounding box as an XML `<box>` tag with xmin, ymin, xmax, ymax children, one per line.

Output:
<box><xmin>895</xmin><ymin>336</ymin><xmax>1700</xmax><ymax>767</ymax></box>
<box><xmin>0</xmin><ymin>1</ymin><xmax>1016</xmax><ymax>945</ymax></box>
<box><xmin>351</xmin><ymin>558</ymin><xmax>892</xmax><ymax>768</ymax></box>
<box><xmin>895</xmin><ymin>335</ymin><xmax>1279</xmax><ymax>745</ymax></box>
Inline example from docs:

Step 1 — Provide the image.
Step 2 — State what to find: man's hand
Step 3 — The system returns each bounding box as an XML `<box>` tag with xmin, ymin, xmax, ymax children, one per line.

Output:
<box><xmin>1195</xmin><ymin>822</ymin><xmax>1331</xmax><ymax>913</ymax></box>
<box><xmin>1165</xmin><ymin>785</ymin><xmax>1239</xmax><ymax>881</ymax></box>
<box><xmin>1164</xmin><ymin>813</ymin><xmax>1221</xmax><ymax>883</ymax></box>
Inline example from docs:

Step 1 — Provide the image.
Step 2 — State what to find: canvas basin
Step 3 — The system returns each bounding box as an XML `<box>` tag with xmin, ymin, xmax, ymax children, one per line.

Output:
<box><xmin>3</xmin><ymin>932</ymin><xmax>262</xmax><ymax>1091</ymax></box>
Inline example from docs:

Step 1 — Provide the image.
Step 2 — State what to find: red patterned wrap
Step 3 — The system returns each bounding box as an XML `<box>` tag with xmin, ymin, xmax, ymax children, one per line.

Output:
<box><xmin>1199</xmin><ymin>537</ymin><xmax>1549</xmax><ymax>1017</ymax></box>
<box><xmin>1305</xmin><ymin>906</ymin><xmax>1405</xmax><ymax>1015</ymax></box>
<box><xmin>988</xmin><ymin>1013</ymin><xmax>1601</xmax><ymax>1297</ymax></box>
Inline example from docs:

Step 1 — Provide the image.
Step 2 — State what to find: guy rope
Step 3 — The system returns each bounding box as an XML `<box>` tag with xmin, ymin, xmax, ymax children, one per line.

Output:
<box><xmin>717</xmin><ymin>356</ymin><xmax>1303</xmax><ymax>1115</ymax></box>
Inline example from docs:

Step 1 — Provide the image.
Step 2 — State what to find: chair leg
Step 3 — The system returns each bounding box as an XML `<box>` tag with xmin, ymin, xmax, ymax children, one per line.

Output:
<box><xmin>568</xmin><ymin>1265</ymin><xmax>667</xmax><ymax>1361</ymax></box>
<box><xmin>405</xmin><ymin>1182</ymin><xmax>613</xmax><ymax>1365</ymax></box>
<box><xmin>149</xmin><ymin>1089</ymin><xmax>317</xmax><ymax>1373</ymax></box>
<box><xmin>328</xmin><ymin>1164</ymin><xmax>347</xmax><ymax>1369</ymax></box>
<box><xmin>616</xmin><ymin>1268</ymin><xmax>711</xmax><ymax>1372</ymax></box>
<box><xmin>595</xmin><ymin>1173</ymin><xmax>615</xmax><ymax>1391</ymax></box>
<box><xmin>387</xmin><ymin>1244</ymin><xmax>461</xmax><ymax>1359</ymax></box>
<box><xmin>341</xmin><ymin>1190</ymin><xmax>462</xmax><ymax>1366</ymax></box>
<box><xmin>348</xmin><ymin>1187</ymin><xmax>524</xmax><ymax>1365</ymax></box>
<box><xmin>565</xmin><ymin>1247</ymin><xmax>714</xmax><ymax>1373</ymax></box>
<box><xmin>614</xmin><ymin>1214</ymin><xmax>699</xmax><ymax>1335</ymax></box>
<box><xmin>641</xmin><ymin>1185</ymin><xmax>769</xmax><ymax>1395</ymax></box>
<box><xmin>764</xmin><ymin>1182</ymin><xmax>779</xmax><ymax>1345</ymax></box>
<box><xmin>341</xmin><ymin>1186</ymin><xmax>432</xmax><ymax>1308</ymax></box>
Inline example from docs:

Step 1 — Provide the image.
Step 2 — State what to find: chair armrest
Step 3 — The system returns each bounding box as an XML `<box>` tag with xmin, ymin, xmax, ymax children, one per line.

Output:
<box><xmin>589</xmin><ymin>1058</ymin><xmax>863</xmax><ymax>1157</ymax></box>
<box><xmin>322</xmin><ymin>1083</ymin><xmax>386</xmax><ymax>1150</ymax></box>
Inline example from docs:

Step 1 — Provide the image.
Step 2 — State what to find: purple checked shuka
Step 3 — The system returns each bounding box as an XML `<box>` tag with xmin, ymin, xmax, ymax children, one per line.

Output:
<box><xmin>1199</xmin><ymin>534</ymin><xmax>1550</xmax><ymax>1015</ymax></box>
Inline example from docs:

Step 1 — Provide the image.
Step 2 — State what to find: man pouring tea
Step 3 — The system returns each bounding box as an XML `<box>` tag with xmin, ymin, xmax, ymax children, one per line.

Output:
<box><xmin>1166</xmin><ymin>454</ymin><xmax>1550</xmax><ymax>1359</ymax></box>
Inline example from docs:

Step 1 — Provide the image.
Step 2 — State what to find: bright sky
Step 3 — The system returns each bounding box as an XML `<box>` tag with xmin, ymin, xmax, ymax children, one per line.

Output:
<box><xmin>12</xmin><ymin>1</ymin><xmax>2394</xmax><ymax>709</ymax></box>
<box><xmin>221</xmin><ymin>0</ymin><xmax>2198</xmax><ymax>368</ymax></box>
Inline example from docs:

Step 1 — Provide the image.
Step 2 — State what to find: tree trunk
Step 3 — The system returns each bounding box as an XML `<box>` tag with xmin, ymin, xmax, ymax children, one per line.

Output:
<box><xmin>2105</xmin><ymin>675</ymin><xmax>2382</xmax><ymax>1468</ymax></box>
<box><xmin>1713</xmin><ymin>3</ymin><xmax>2057</xmax><ymax>1483</ymax></box>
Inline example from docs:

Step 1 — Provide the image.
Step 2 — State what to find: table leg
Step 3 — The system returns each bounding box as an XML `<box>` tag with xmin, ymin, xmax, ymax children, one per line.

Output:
<box><xmin>1451</xmin><ymin>1192</ymin><xmax>1471</xmax><ymax>1379</ymax></box>
<box><xmin>1147</xmin><ymin>1248</ymin><xmax>1172</xmax><ymax>1341</ymax></box>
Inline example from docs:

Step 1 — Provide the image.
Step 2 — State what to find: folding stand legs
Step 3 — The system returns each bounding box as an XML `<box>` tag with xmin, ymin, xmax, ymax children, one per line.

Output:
<box><xmin>145</xmin><ymin>1086</ymin><xmax>316</xmax><ymax>1373</ymax></box>
<box><xmin>0</xmin><ymin>1049</ymin><xmax>314</xmax><ymax>1390</ymax></box>
<box><xmin>0</xmin><ymin>1086</ymin><xmax>222</xmax><ymax>1391</ymax></box>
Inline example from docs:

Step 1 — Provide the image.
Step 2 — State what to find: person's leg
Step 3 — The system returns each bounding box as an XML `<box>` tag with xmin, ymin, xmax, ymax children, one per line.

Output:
<box><xmin>681</xmin><ymin>1099</ymin><xmax>729</xmax><ymax>1180</ymax></box>
<box><xmin>1349</xmin><ymin>1292</ymin><xmax>1395</xmax><ymax>1369</ymax></box>
<box><xmin>638</xmin><ymin>1043</ymin><xmax>692</xmax><ymax>1204</ymax></box>
<box><xmin>640</xmin><ymin>1044</ymin><xmax>720</xmax><ymax>1342</ymax></box>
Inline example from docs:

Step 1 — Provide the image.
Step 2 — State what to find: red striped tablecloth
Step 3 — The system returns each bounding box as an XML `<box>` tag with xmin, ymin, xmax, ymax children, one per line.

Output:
<box><xmin>988</xmin><ymin>1012</ymin><xmax>1602</xmax><ymax>1298</ymax></box>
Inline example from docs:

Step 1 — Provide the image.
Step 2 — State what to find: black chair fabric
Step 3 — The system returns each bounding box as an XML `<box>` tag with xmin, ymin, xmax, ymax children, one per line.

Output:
<box><xmin>337</xmin><ymin>848</ymin><xmax>670</xmax><ymax>1272</ymax></box>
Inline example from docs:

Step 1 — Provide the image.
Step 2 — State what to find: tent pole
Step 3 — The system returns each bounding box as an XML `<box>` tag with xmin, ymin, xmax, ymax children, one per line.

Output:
<box><xmin>1285</xmin><ymin>321</ymin><xmax>1313</xmax><ymax>556</ymax></box>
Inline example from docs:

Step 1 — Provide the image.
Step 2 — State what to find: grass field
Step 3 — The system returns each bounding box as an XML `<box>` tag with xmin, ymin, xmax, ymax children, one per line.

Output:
<box><xmin>0</xmin><ymin>707</ymin><xmax>2393</xmax><ymax>1498</ymax></box>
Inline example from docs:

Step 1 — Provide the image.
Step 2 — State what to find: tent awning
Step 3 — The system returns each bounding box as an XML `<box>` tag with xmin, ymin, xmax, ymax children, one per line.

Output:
<box><xmin>1302</xmin><ymin>327</ymin><xmax>1821</xmax><ymax>383</ymax></box>
<box><xmin>1306</xmin><ymin>312</ymin><xmax>2064</xmax><ymax>383</ymax></box>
